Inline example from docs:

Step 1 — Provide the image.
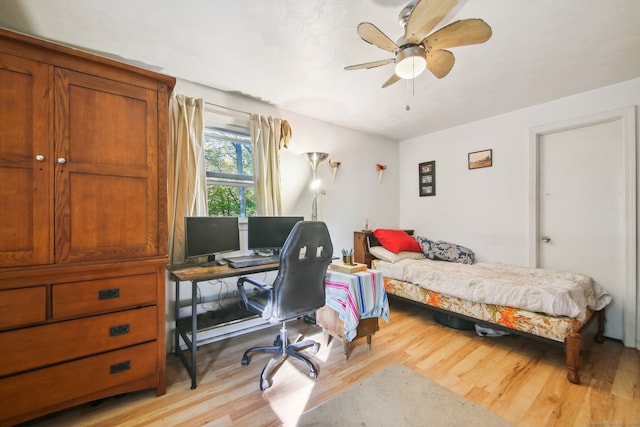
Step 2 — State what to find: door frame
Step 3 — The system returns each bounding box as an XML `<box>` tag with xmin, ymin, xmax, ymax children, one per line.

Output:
<box><xmin>528</xmin><ymin>106</ymin><xmax>637</xmax><ymax>348</ymax></box>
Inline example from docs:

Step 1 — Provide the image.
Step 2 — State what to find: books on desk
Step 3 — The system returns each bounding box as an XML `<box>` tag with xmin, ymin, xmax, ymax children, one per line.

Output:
<box><xmin>329</xmin><ymin>262</ymin><xmax>367</xmax><ymax>273</ymax></box>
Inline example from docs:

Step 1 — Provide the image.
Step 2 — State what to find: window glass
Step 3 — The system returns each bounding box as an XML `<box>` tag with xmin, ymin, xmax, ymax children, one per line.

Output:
<box><xmin>204</xmin><ymin>126</ymin><xmax>256</xmax><ymax>217</ymax></box>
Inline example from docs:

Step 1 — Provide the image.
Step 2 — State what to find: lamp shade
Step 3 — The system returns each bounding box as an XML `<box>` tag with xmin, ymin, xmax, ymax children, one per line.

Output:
<box><xmin>395</xmin><ymin>45</ymin><xmax>426</xmax><ymax>79</ymax></box>
<box><xmin>302</xmin><ymin>152</ymin><xmax>329</xmax><ymax>172</ymax></box>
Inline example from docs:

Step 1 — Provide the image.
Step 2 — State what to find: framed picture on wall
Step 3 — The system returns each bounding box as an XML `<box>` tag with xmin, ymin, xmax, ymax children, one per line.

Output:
<box><xmin>418</xmin><ymin>161</ymin><xmax>435</xmax><ymax>197</ymax></box>
<box><xmin>468</xmin><ymin>149</ymin><xmax>493</xmax><ymax>169</ymax></box>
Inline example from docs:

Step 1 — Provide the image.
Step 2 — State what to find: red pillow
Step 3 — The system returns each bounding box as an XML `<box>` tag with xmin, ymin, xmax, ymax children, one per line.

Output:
<box><xmin>373</xmin><ymin>229</ymin><xmax>421</xmax><ymax>253</ymax></box>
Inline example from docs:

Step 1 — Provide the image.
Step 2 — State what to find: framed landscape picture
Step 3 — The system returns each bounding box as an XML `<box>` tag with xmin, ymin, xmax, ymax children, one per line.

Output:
<box><xmin>418</xmin><ymin>161</ymin><xmax>435</xmax><ymax>197</ymax></box>
<box><xmin>468</xmin><ymin>149</ymin><xmax>492</xmax><ymax>169</ymax></box>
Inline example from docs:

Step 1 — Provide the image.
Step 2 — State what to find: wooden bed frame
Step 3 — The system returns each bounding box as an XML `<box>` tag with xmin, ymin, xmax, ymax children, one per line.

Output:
<box><xmin>354</xmin><ymin>231</ymin><xmax>605</xmax><ymax>385</ymax></box>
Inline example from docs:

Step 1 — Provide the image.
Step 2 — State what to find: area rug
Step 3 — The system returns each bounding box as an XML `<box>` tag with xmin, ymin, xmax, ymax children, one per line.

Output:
<box><xmin>294</xmin><ymin>363</ymin><xmax>514</xmax><ymax>427</ymax></box>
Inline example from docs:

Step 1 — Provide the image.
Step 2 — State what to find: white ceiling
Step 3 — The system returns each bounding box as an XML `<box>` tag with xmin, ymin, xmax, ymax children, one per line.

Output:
<box><xmin>1</xmin><ymin>0</ymin><xmax>639</xmax><ymax>140</ymax></box>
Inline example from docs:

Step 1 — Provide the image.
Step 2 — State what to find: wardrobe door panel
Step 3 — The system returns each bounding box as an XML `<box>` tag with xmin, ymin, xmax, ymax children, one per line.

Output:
<box><xmin>54</xmin><ymin>69</ymin><xmax>159</xmax><ymax>263</ymax></box>
<box><xmin>0</xmin><ymin>53</ymin><xmax>52</xmax><ymax>267</ymax></box>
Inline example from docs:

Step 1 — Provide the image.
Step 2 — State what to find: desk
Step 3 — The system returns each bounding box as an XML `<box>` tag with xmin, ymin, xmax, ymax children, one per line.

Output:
<box><xmin>167</xmin><ymin>264</ymin><xmax>389</xmax><ymax>388</ymax></box>
<box><xmin>167</xmin><ymin>262</ymin><xmax>279</xmax><ymax>389</ymax></box>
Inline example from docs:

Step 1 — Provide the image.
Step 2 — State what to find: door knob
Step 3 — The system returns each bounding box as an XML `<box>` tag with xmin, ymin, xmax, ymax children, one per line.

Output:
<box><xmin>541</xmin><ymin>236</ymin><xmax>551</xmax><ymax>243</ymax></box>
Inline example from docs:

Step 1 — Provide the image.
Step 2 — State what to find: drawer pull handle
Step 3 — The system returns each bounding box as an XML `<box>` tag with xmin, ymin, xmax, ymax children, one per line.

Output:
<box><xmin>98</xmin><ymin>288</ymin><xmax>120</xmax><ymax>299</ymax></box>
<box><xmin>109</xmin><ymin>324</ymin><xmax>130</xmax><ymax>336</ymax></box>
<box><xmin>110</xmin><ymin>360</ymin><xmax>131</xmax><ymax>374</ymax></box>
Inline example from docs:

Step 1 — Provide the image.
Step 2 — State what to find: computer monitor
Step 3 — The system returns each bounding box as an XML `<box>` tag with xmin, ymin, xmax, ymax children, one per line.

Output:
<box><xmin>247</xmin><ymin>216</ymin><xmax>304</xmax><ymax>254</ymax></box>
<box><xmin>184</xmin><ymin>216</ymin><xmax>240</xmax><ymax>263</ymax></box>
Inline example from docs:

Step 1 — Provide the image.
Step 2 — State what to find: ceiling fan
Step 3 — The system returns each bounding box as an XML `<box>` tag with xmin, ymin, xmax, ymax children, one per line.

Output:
<box><xmin>345</xmin><ymin>0</ymin><xmax>492</xmax><ymax>88</ymax></box>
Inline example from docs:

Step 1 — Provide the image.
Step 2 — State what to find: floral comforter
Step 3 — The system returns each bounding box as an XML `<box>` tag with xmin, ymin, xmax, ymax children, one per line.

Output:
<box><xmin>383</xmin><ymin>276</ymin><xmax>578</xmax><ymax>342</ymax></box>
<box><xmin>373</xmin><ymin>258</ymin><xmax>611</xmax><ymax>322</ymax></box>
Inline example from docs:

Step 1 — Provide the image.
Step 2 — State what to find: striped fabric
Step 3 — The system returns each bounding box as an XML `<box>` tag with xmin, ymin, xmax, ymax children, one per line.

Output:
<box><xmin>324</xmin><ymin>269</ymin><xmax>390</xmax><ymax>341</ymax></box>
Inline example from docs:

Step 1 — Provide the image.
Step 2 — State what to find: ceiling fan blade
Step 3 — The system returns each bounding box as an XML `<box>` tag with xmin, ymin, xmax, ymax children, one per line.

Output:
<box><xmin>427</xmin><ymin>49</ymin><xmax>455</xmax><ymax>79</ymax></box>
<box><xmin>405</xmin><ymin>0</ymin><xmax>458</xmax><ymax>44</ymax></box>
<box><xmin>344</xmin><ymin>58</ymin><xmax>395</xmax><ymax>71</ymax></box>
<box><xmin>382</xmin><ymin>73</ymin><xmax>401</xmax><ymax>88</ymax></box>
<box><xmin>423</xmin><ymin>19</ymin><xmax>492</xmax><ymax>49</ymax></box>
<box><xmin>357</xmin><ymin>22</ymin><xmax>398</xmax><ymax>53</ymax></box>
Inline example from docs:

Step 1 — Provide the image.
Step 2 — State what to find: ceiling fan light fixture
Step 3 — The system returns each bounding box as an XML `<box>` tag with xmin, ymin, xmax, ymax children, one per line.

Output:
<box><xmin>395</xmin><ymin>45</ymin><xmax>426</xmax><ymax>79</ymax></box>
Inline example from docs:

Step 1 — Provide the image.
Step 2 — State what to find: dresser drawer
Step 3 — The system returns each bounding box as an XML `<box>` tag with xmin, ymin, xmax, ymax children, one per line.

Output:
<box><xmin>0</xmin><ymin>341</ymin><xmax>157</xmax><ymax>426</ymax></box>
<box><xmin>0</xmin><ymin>306</ymin><xmax>157</xmax><ymax>377</ymax></box>
<box><xmin>0</xmin><ymin>287</ymin><xmax>46</xmax><ymax>330</ymax></box>
<box><xmin>52</xmin><ymin>273</ymin><xmax>157</xmax><ymax>319</ymax></box>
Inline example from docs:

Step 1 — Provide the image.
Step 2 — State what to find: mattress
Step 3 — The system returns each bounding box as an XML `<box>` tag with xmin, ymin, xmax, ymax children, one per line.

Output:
<box><xmin>373</xmin><ymin>258</ymin><xmax>611</xmax><ymax>321</ymax></box>
<box><xmin>372</xmin><ymin>258</ymin><xmax>611</xmax><ymax>342</ymax></box>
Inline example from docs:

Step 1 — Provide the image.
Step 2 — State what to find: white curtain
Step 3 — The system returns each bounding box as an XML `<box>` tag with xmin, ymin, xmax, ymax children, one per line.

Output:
<box><xmin>168</xmin><ymin>94</ymin><xmax>207</xmax><ymax>264</ymax></box>
<box><xmin>250</xmin><ymin>114</ymin><xmax>291</xmax><ymax>216</ymax></box>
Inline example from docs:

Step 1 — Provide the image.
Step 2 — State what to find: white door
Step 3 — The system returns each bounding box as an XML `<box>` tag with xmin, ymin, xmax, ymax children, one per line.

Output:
<box><xmin>538</xmin><ymin>120</ymin><xmax>624</xmax><ymax>340</ymax></box>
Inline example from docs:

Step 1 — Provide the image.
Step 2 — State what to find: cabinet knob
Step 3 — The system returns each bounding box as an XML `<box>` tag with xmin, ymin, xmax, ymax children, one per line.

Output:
<box><xmin>57</xmin><ymin>157</ymin><xmax>67</xmax><ymax>164</ymax></box>
<box><xmin>35</xmin><ymin>154</ymin><xmax>45</xmax><ymax>161</ymax></box>
<box><xmin>541</xmin><ymin>236</ymin><xmax>551</xmax><ymax>243</ymax></box>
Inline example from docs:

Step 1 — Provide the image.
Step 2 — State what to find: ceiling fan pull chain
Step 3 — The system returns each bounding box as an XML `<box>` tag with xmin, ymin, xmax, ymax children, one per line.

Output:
<box><xmin>405</xmin><ymin>77</ymin><xmax>415</xmax><ymax>111</ymax></box>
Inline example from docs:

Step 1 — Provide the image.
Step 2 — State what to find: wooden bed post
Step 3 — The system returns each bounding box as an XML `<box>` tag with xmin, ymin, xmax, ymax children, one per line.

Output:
<box><xmin>565</xmin><ymin>331</ymin><xmax>583</xmax><ymax>384</ymax></box>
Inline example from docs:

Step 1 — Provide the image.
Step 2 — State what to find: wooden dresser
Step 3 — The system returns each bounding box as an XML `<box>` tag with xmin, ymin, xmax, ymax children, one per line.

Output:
<box><xmin>0</xmin><ymin>28</ymin><xmax>175</xmax><ymax>426</ymax></box>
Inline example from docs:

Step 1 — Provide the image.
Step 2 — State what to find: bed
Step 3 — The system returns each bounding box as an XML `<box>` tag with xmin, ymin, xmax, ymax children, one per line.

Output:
<box><xmin>356</xmin><ymin>229</ymin><xmax>612</xmax><ymax>384</ymax></box>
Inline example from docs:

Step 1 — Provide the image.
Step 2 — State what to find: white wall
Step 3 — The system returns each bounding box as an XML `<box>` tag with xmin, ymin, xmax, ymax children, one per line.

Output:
<box><xmin>399</xmin><ymin>78</ymin><xmax>640</xmax><ymax>267</ymax></box>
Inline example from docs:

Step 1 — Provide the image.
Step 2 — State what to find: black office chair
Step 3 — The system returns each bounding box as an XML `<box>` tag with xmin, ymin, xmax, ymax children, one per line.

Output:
<box><xmin>237</xmin><ymin>221</ymin><xmax>333</xmax><ymax>390</ymax></box>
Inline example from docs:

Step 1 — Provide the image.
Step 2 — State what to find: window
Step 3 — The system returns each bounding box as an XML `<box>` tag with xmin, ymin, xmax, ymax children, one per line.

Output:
<box><xmin>203</xmin><ymin>126</ymin><xmax>257</xmax><ymax>217</ymax></box>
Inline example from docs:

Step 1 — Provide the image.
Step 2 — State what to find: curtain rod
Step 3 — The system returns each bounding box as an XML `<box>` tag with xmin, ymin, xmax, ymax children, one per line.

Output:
<box><xmin>204</xmin><ymin>101</ymin><xmax>250</xmax><ymax>117</ymax></box>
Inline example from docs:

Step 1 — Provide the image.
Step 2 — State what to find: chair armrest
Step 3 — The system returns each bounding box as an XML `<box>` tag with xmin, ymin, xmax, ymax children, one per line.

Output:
<box><xmin>237</xmin><ymin>276</ymin><xmax>273</xmax><ymax>316</ymax></box>
<box><xmin>238</xmin><ymin>276</ymin><xmax>271</xmax><ymax>291</ymax></box>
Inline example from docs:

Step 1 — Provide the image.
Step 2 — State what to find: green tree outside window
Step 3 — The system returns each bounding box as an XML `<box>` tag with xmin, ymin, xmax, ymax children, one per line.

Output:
<box><xmin>204</xmin><ymin>127</ymin><xmax>256</xmax><ymax>217</ymax></box>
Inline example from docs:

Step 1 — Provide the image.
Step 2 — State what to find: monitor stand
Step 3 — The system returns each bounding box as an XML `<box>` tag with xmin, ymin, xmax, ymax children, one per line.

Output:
<box><xmin>200</xmin><ymin>255</ymin><xmax>227</xmax><ymax>267</ymax></box>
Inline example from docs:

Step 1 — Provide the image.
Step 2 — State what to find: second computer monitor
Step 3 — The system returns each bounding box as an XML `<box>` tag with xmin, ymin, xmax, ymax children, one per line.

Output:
<box><xmin>247</xmin><ymin>216</ymin><xmax>304</xmax><ymax>253</ymax></box>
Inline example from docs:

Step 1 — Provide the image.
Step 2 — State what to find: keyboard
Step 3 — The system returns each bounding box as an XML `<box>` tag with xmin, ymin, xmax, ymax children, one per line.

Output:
<box><xmin>225</xmin><ymin>254</ymin><xmax>280</xmax><ymax>268</ymax></box>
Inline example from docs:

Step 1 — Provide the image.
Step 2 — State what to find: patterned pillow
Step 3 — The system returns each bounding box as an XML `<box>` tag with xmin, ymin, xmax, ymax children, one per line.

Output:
<box><xmin>432</xmin><ymin>240</ymin><xmax>475</xmax><ymax>264</ymax></box>
<box><xmin>414</xmin><ymin>235</ymin><xmax>437</xmax><ymax>259</ymax></box>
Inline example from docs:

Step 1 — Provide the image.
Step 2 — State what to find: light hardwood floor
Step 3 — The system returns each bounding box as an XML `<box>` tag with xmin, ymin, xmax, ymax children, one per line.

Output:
<box><xmin>20</xmin><ymin>299</ymin><xmax>640</xmax><ymax>426</ymax></box>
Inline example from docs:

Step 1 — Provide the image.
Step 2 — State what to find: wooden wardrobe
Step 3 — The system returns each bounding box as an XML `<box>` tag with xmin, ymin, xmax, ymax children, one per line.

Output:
<box><xmin>0</xmin><ymin>28</ymin><xmax>175</xmax><ymax>425</ymax></box>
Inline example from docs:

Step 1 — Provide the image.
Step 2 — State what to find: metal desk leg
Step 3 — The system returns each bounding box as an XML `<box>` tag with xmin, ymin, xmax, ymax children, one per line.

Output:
<box><xmin>190</xmin><ymin>279</ymin><xmax>198</xmax><ymax>389</ymax></box>
<box><xmin>174</xmin><ymin>279</ymin><xmax>180</xmax><ymax>364</ymax></box>
<box><xmin>174</xmin><ymin>278</ymin><xmax>198</xmax><ymax>389</ymax></box>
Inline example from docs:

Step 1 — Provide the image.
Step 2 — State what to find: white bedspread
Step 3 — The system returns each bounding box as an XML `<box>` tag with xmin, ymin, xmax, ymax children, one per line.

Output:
<box><xmin>375</xmin><ymin>258</ymin><xmax>612</xmax><ymax>321</ymax></box>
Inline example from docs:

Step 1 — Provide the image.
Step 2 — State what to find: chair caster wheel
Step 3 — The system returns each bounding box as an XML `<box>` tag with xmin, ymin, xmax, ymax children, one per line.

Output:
<box><xmin>309</xmin><ymin>371</ymin><xmax>318</xmax><ymax>379</ymax></box>
<box><xmin>241</xmin><ymin>356</ymin><xmax>249</xmax><ymax>366</ymax></box>
<box><xmin>260</xmin><ymin>378</ymin><xmax>271</xmax><ymax>391</ymax></box>
<box><xmin>310</xmin><ymin>343</ymin><xmax>320</xmax><ymax>355</ymax></box>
